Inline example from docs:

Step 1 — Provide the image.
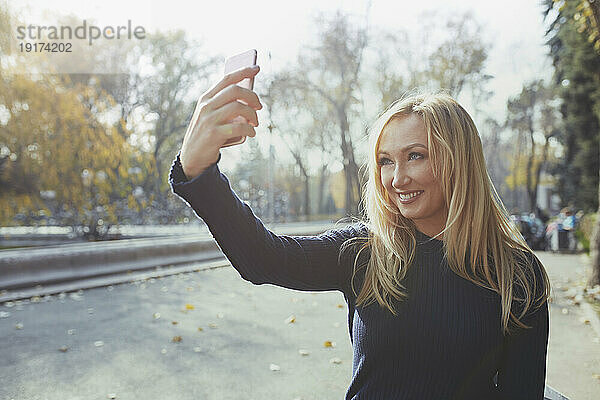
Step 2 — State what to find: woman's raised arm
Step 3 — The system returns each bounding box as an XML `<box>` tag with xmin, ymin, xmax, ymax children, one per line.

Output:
<box><xmin>169</xmin><ymin>153</ymin><xmax>367</xmax><ymax>292</ymax></box>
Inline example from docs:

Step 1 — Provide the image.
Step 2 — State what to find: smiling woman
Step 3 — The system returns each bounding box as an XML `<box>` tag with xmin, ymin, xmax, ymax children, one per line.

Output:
<box><xmin>170</xmin><ymin>85</ymin><xmax>551</xmax><ymax>399</ymax></box>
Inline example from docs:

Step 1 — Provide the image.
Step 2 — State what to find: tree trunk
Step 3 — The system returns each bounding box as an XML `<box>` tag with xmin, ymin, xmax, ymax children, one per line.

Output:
<box><xmin>317</xmin><ymin>165</ymin><xmax>328</xmax><ymax>214</ymax></box>
<box><xmin>303</xmin><ymin>174</ymin><xmax>310</xmax><ymax>219</ymax></box>
<box><xmin>339</xmin><ymin>108</ymin><xmax>361</xmax><ymax>216</ymax></box>
<box><xmin>526</xmin><ymin>128</ymin><xmax>536</xmax><ymax>212</ymax></box>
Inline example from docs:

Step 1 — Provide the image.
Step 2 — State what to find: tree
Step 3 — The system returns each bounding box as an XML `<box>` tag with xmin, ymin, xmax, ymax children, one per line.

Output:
<box><xmin>544</xmin><ymin>0</ymin><xmax>600</xmax><ymax>286</ymax></box>
<box><xmin>48</xmin><ymin>25</ymin><xmax>219</xmax><ymax>218</ymax></box>
<box><xmin>280</xmin><ymin>10</ymin><xmax>369</xmax><ymax>217</ymax></box>
<box><xmin>264</xmin><ymin>69</ymin><xmax>340</xmax><ymax>218</ymax></box>
<box><xmin>371</xmin><ymin>11</ymin><xmax>493</xmax><ymax>117</ymax></box>
<box><xmin>0</xmin><ymin>71</ymin><xmax>149</xmax><ymax>236</ymax></box>
<box><xmin>505</xmin><ymin>80</ymin><xmax>560</xmax><ymax>214</ymax></box>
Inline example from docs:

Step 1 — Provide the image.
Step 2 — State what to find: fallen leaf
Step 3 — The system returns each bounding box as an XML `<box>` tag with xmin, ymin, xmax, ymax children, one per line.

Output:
<box><xmin>269</xmin><ymin>363</ymin><xmax>280</xmax><ymax>371</ymax></box>
<box><xmin>67</xmin><ymin>329</ymin><xmax>76</xmax><ymax>335</ymax></box>
<box><xmin>198</xmin><ymin>327</ymin><xmax>204</xmax><ymax>332</ymax></box>
<box><xmin>285</xmin><ymin>315</ymin><xmax>296</xmax><ymax>324</ymax></box>
<box><xmin>15</xmin><ymin>323</ymin><xmax>23</xmax><ymax>330</ymax></box>
<box><xmin>59</xmin><ymin>346</ymin><xmax>68</xmax><ymax>352</ymax></box>
<box><xmin>323</xmin><ymin>341</ymin><xmax>336</xmax><ymax>348</ymax></box>
<box><xmin>208</xmin><ymin>323</ymin><xmax>218</xmax><ymax>329</ymax></box>
<box><xmin>579</xmin><ymin>317</ymin><xmax>591</xmax><ymax>325</ymax></box>
<box><xmin>0</xmin><ymin>311</ymin><xmax>10</xmax><ymax>318</ymax></box>
<box><xmin>107</xmin><ymin>394</ymin><xmax>117</xmax><ymax>399</ymax></box>
<box><xmin>185</xmin><ymin>304</ymin><xmax>195</xmax><ymax>310</ymax></box>
<box><xmin>172</xmin><ymin>336</ymin><xmax>182</xmax><ymax>343</ymax></box>
<box><xmin>172</xmin><ymin>321</ymin><xmax>178</xmax><ymax>325</ymax></box>
<box><xmin>161</xmin><ymin>348</ymin><xmax>167</xmax><ymax>354</ymax></box>
<box><xmin>217</xmin><ymin>313</ymin><xmax>224</xmax><ymax>319</ymax></box>
<box><xmin>298</xmin><ymin>349</ymin><xmax>310</xmax><ymax>356</ymax></box>
<box><xmin>94</xmin><ymin>341</ymin><xmax>104</xmax><ymax>347</ymax></box>
<box><xmin>153</xmin><ymin>313</ymin><xmax>161</xmax><ymax>320</ymax></box>
<box><xmin>337</xmin><ymin>304</ymin><xmax>344</xmax><ymax>309</ymax></box>
<box><xmin>330</xmin><ymin>357</ymin><xmax>342</xmax><ymax>364</ymax></box>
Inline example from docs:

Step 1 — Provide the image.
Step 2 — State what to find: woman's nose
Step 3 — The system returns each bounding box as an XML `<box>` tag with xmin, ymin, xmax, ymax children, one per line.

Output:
<box><xmin>392</xmin><ymin>169</ymin><xmax>411</xmax><ymax>189</ymax></box>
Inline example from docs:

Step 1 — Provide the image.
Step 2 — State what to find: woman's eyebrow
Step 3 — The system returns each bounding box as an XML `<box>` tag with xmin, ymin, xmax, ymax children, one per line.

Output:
<box><xmin>378</xmin><ymin>143</ymin><xmax>427</xmax><ymax>155</ymax></box>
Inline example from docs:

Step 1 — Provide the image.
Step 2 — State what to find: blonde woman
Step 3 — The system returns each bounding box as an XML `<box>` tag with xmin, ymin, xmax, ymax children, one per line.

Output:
<box><xmin>170</xmin><ymin>65</ymin><xmax>550</xmax><ymax>399</ymax></box>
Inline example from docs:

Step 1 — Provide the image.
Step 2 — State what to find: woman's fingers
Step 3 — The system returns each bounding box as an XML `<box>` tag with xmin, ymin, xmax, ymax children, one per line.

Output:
<box><xmin>215</xmin><ymin>101</ymin><xmax>259</xmax><ymax>127</ymax></box>
<box><xmin>208</xmin><ymin>84</ymin><xmax>262</xmax><ymax>112</ymax></box>
<box><xmin>203</xmin><ymin>65</ymin><xmax>260</xmax><ymax>101</ymax></box>
<box><xmin>216</xmin><ymin>122</ymin><xmax>257</xmax><ymax>141</ymax></box>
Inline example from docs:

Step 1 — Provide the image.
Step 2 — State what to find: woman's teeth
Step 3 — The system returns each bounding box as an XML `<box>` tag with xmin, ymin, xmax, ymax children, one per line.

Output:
<box><xmin>399</xmin><ymin>190</ymin><xmax>424</xmax><ymax>201</ymax></box>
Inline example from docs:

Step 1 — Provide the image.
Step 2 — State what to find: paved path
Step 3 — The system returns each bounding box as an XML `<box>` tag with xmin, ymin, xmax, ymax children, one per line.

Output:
<box><xmin>0</xmin><ymin>251</ymin><xmax>598</xmax><ymax>399</ymax></box>
<box><xmin>538</xmin><ymin>251</ymin><xmax>600</xmax><ymax>400</ymax></box>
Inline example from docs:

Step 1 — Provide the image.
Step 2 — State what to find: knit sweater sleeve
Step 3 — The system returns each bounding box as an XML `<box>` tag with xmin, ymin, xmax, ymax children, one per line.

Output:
<box><xmin>168</xmin><ymin>152</ymin><xmax>365</xmax><ymax>292</ymax></box>
<box><xmin>496</xmin><ymin>253</ymin><xmax>549</xmax><ymax>400</ymax></box>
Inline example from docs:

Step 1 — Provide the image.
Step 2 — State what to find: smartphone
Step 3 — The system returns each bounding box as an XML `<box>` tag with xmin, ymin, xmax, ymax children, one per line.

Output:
<box><xmin>221</xmin><ymin>49</ymin><xmax>258</xmax><ymax>148</ymax></box>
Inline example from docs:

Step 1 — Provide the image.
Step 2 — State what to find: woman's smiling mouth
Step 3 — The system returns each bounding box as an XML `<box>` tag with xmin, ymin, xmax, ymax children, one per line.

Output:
<box><xmin>398</xmin><ymin>190</ymin><xmax>424</xmax><ymax>203</ymax></box>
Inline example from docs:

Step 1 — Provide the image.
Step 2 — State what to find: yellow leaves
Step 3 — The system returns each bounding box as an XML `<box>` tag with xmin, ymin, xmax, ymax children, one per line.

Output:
<box><xmin>172</xmin><ymin>336</ymin><xmax>182</xmax><ymax>343</ymax></box>
<box><xmin>323</xmin><ymin>340</ymin><xmax>336</xmax><ymax>348</ymax></box>
<box><xmin>185</xmin><ymin>304</ymin><xmax>194</xmax><ymax>310</ymax></box>
<box><xmin>0</xmin><ymin>70</ymin><xmax>155</xmax><ymax>226</ymax></box>
<box><xmin>284</xmin><ymin>315</ymin><xmax>296</xmax><ymax>324</ymax></box>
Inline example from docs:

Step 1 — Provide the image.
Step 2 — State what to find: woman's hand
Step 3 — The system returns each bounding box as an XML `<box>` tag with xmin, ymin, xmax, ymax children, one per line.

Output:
<box><xmin>180</xmin><ymin>65</ymin><xmax>263</xmax><ymax>180</ymax></box>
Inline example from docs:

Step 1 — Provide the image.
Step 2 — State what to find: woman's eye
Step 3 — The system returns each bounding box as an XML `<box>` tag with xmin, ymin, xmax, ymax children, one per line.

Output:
<box><xmin>408</xmin><ymin>152</ymin><xmax>423</xmax><ymax>161</ymax></box>
<box><xmin>378</xmin><ymin>153</ymin><xmax>423</xmax><ymax>165</ymax></box>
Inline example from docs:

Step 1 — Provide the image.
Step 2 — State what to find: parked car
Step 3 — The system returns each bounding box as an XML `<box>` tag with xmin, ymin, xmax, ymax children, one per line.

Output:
<box><xmin>510</xmin><ymin>214</ymin><xmax>547</xmax><ymax>250</ymax></box>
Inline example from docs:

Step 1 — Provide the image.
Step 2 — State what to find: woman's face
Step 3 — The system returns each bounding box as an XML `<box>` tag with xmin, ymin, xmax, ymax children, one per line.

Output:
<box><xmin>377</xmin><ymin>114</ymin><xmax>447</xmax><ymax>237</ymax></box>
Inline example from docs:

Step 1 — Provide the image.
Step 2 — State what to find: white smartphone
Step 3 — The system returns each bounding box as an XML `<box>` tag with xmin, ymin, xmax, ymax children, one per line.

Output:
<box><xmin>222</xmin><ymin>49</ymin><xmax>257</xmax><ymax>148</ymax></box>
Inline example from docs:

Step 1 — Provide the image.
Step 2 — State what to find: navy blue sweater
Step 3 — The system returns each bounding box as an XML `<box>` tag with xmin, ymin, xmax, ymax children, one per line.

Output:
<box><xmin>169</xmin><ymin>152</ymin><xmax>549</xmax><ymax>400</ymax></box>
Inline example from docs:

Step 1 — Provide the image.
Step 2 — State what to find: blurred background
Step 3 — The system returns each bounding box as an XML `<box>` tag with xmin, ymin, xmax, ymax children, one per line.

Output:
<box><xmin>0</xmin><ymin>0</ymin><xmax>598</xmax><ymax>272</ymax></box>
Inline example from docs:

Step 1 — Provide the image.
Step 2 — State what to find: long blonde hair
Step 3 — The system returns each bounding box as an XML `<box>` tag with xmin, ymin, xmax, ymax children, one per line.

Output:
<box><xmin>339</xmin><ymin>91</ymin><xmax>550</xmax><ymax>335</ymax></box>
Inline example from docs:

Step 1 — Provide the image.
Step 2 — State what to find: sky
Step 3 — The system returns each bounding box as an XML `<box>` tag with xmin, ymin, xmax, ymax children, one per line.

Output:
<box><xmin>7</xmin><ymin>0</ymin><xmax>556</xmax><ymax>174</ymax></box>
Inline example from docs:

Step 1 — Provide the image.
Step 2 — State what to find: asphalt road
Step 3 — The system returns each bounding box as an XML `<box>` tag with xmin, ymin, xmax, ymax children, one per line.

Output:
<box><xmin>1</xmin><ymin>250</ymin><xmax>598</xmax><ymax>400</ymax></box>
